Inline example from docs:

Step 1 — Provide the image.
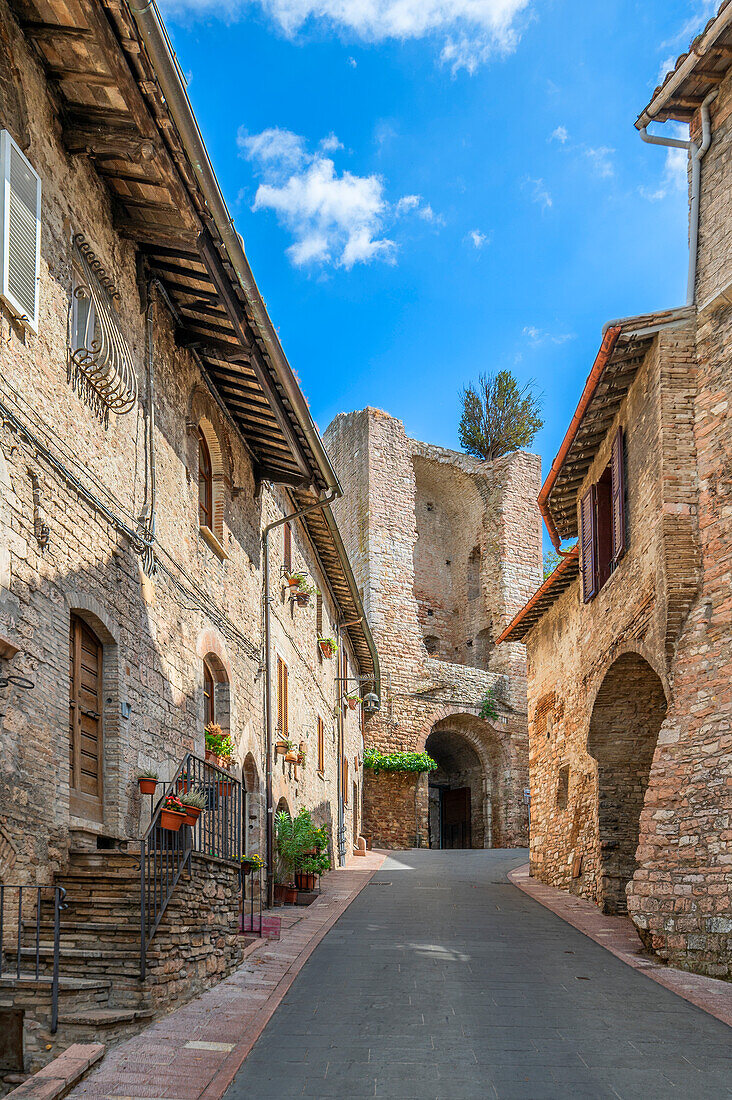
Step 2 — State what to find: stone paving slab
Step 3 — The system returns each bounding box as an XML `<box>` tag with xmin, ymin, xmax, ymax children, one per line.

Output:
<box><xmin>66</xmin><ymin>852</ymin><xmax>384</xmax><ymax>1100</ymax></box>
<box><xmin>224</xmin><ymin>849</ymin><xmax>732</xmax><ymax>1100</ymax></box>
<box><xmin>7</xmin><ymin>1045</ymin><xmax>105</xmax><ymax>1100</ymax></box>
<box><xmin>508</xmin><ymin>863</ymin><xmax>732</xmax><ymax>1028</ymax></box>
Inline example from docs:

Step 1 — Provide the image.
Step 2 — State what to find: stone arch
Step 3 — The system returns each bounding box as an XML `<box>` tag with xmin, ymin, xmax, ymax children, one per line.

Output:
<box><xmin>587</xmin><ymin>651</ymin><xmax>667</xmax><ymax>915</ymax></box>
<box><xmin>275</xmin><ymin>795</ymin><xmax>290</xmax><ymax>816</ymax></box>
<box><xmin>196</xmin><ymin>629</ymin><xmax>233</xmax><ymax>738</ymax></box>
<box><xmin>421</xmin><ymin>710</ymin><xmax>510</xmax><ymax>849</ymax></box>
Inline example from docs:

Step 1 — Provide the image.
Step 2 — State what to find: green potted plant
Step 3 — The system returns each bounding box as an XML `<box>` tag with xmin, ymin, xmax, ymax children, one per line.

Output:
<box><xmin>179</xmin><ymin>787</ymin><xmax>206</xmax><ymax>826</ymax></box>
<box><xmin>294</xmin><ymin>578</ymin><xmax>315</xmax><ymax>607</ymax></box>
<box><xmin>276</xmin><ymin>809</ymin><xmax>317</xmax><ymax>902</ymax></box>
<box><xmin>205</xmin><ymin>724</ymin><xmax>233</xmax><ymax>768</ymax></box>
<box><xmin>138</xmin><ymin>770</ymin><xmax>158</xmax><ymax>796</ymax></box>
<box><xmin>318</xmin><ymin>636</ymin><xmax>338</xmax><ymax>659</ymax></box>
<box><xmin>296</xmin><ymin>741</ymin><xmax>307</xmax><ymax>767</ymax></box>
<box><xmin>296</xmin><ymin>852</ymin><xmax>330</xmax><ymax>891</ymax></box>
<box><xmin>283</xmin><ymin>739</ymin><xmax>298</xmax><ymax>764</ymax></box>
<box><xmin>160</xmin><ymin>794</ymin><xmax>187</xmax><ymax>832</ymax></box>
<box><xmin>345</xmin><ymin>692</ymin><xmax>361</xmax><ymax>711</ymax></box>
<box><xmin>286</xmin><ymin>570</ymin><xmax>306</xmax><ymax>589</ymax></box>
<box><xmin>240</xmin><ymin>852</ymin><xmax>264</xmax><ymax>877</ymax></box>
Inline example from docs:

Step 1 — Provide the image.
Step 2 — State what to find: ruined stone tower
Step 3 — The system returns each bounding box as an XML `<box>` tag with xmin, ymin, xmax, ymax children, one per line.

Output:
<box><xmin>324</xmin><ymin>408</ymin><xmax>542</xmax><ymax>850</ymax></box>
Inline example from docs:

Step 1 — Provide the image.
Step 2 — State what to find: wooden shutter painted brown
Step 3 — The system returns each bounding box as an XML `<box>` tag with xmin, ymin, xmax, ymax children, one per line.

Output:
<box><xmin>580</xmin><ymin>486</ymin><xmax>598</xmax><ymax>603</ymax></box>
<box><xmin>317</xmin><ymin>716</ymin><xmax>324</xmax><ymax>774</ymax></box>
<box><xmin>283</xmin><ymin>522</ymin><xmax>292</xmax><ymax>575</ymax></box>
<box><xmin>276</xmin><ymin>657</ymin><xmax>288</xmax><ymax>738</ymax></box>
<box><xmin>316</xmin><ymin>592</ymin><xmax>323</xmax><ymax>637</ymax></box>
<box><xmin>611</xmin><ymin>427</ymin><xmax>627</xmax><ymax>565</ymax></box>
<box><xmin>69</xmin><ymin>614</ymin><xmax>103</xmax><ymax>821</ymax></box>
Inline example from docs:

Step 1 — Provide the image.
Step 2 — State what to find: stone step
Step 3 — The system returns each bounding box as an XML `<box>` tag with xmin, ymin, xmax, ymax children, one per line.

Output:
<box><xmin>59</xmin><ymin>1007</ymin><xmax>154</xmax><ymax>1028</ymax></box>
<box><xmin>22</xmin><ymin>920</ymin><xmax>142</xmax><ymax>946</ymax></box>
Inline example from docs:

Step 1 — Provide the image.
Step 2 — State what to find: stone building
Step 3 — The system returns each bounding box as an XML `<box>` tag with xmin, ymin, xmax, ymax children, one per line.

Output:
<box><xmin>0</xmin><ymin>0</ymin><xmax>377</xmax><ymax>1078</ymax></box>
<box><xmin>324</xmin><ymin>408</ymin><xmax>541</xmax><ymax>851</ymax></box>
<box><xmin>499</xmin><ymin>6</ymin><xmax>732</xmax><ymax>980</ymax></box>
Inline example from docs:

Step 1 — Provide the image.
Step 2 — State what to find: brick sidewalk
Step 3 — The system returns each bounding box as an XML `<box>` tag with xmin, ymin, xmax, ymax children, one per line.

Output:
<box><xmin>509</xmin><ymin>863</ymin><xmax>732</xmax><ymax>1029</ymax></box>
<box><xmin>67</xmin><ymin>851</ymin><xmax>385</xmax><ymax>1100</ymax></box>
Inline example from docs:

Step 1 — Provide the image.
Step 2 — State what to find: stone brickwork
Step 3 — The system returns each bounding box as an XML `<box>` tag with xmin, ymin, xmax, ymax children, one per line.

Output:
<box><xmin>519</xmin><ymin>65</ymin><xmax>732</xmax><ymax>979</ymax></box>
<box><xmin>325</xmin><ymin>408</ymin><xmax>541</xmax><ymax>850</ymax></box>
<box><xmin>0</xmin><ymin>1</ymin><xmax>365</xmax><ymax>1076</ymax></box>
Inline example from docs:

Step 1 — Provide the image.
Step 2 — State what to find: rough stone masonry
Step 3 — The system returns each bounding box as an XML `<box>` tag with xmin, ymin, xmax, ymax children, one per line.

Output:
<box><xmin>325</xmin><ymin>408</ymin><xmax>542</xmax><ymax>851</ymax></box>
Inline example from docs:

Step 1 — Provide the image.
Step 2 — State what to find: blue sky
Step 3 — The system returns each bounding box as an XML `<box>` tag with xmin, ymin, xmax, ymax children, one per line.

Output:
<box><xmin>161</xmin><ymin>0</ymin><xmax>714</xmax><ymax>543</ymax></box>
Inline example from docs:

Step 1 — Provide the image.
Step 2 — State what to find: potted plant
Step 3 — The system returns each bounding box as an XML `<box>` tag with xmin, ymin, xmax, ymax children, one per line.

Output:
<box><xmin>275</xmin><ymin>737</ymin><xmax>289</xmax><ymax>756</ymax></box>
<box><xmin>294</xmin><ymin>578</ymin><xmax>315</xmax><ymax>607</ymax></box>
<box><xmin>276</xmin><ymin>809</ymin><xmax>318</xmax><ymax>901</ymax></box>
<box><xmin>285</xmin><ymin>570</ymin><xmax>305</xmax><ymax>589</ymax></box>
<box><xmin>179</xmin><ymin>787</ymin><xmax>206</xmax><ymax>826</ymax></box>
<box><xmin>297</xmin><ymin>741</ymin><xmax>307</xmax><ymax>767</ymax></box>
<box><xmin>283</xmin><ymin>739</ymin><xmax>298</xmax><ymax>764</ymax></box>
<box><xmin>296</xmin><ymin>853</ymin><xmax>330</xmax><ymax>891</ymax></box>
<box><xmin>205</xmin><ymin>723</ymin><xmax>233</xmax><ymax>767</ymax></box>
<box><xmin>240</xmin><ymin>853</ymin><xmax>264</xmax><ymax>876</ymax></box>
<box><xmin>160</xmin><ymin>794</ymin><xmax>187</xmax><ymax>832</ymax></box>
<box><xmin>345</xmin><ymin>692</ymin><xmax>361</xmax><ymax>711</ymax></box>
<box><xmin>318</xmin><ymin>636</ymin><xmax>338</xmax><ymax>659</ymax></box>
<box><xmin>138</xmin><ymin>771</ymin><xmax>158</xmax><ymax>795</ymax></box>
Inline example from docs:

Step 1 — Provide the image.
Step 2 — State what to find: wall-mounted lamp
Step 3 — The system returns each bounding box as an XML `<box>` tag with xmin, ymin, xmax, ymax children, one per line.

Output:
<box><xmin>362</xmin><ymin>692</ymin><xmax>380</xmax><ymax>714</ymax></box>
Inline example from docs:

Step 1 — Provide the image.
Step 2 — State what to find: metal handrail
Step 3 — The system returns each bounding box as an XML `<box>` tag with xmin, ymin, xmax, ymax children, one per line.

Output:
<box><xmin>140</xmin><ymin>752</ymin><xmax>242</xmax><ymax>979</ymax></box>
<box><xmin>0</xmin><ymin>885</ymin><xmax>67</xmax><ymax>1032</ymax></box>
<box><xmin>240</xmin><ymin>864</ymin><xmax>263</xmax><ymax>936</ymax></box>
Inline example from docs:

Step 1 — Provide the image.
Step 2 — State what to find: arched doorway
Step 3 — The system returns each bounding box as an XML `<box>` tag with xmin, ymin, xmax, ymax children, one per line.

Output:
<box><xmin>69</xmin><ymin>614</ymin><xmax>105</xmax><ymax>822</ymax></box>
<box><xmin>587</xmin><ymin>652</ymin><xmax>666</xmax><ymax>915</ymax></box>
<box><xmin>242</xmin><ymin>752</ymin><xmax>261</xmax><ymax>855</ymax></box>
<box><xmin>425</xmin><ymin>721</ymin><xmax>499</xmax><ymax>849</ymax></box>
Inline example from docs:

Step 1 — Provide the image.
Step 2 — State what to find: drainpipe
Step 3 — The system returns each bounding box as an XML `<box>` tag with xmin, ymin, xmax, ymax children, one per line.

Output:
<box><xmin>262</xmin><ymin>490</ymin><xmax>338</xmax><ymax>907</ymax></box>
<box><xmin>640</xmin><ymin>90</ymin><xmax>717</xmax><ymax>306</ymax></box>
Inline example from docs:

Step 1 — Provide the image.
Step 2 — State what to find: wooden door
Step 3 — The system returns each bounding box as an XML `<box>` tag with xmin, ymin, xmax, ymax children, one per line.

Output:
<box><xmin>69</xmin><ymin>615</ymin><xmax>104</xmax><ymax>821</ymax></box>
<box><xmin>441</xmin><ymin>787</ymin><xmax>471</xmax><ymax>849</ymax></box>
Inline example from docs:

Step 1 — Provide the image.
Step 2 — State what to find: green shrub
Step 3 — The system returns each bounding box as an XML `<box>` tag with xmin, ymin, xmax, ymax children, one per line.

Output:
<box><xmin>363</xmin><ymin>748</ymin><xmax>437</xmax><ymax>775</ymax></box>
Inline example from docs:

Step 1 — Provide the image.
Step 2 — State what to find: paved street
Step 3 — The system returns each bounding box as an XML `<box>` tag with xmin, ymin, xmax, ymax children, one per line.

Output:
<box><xmin>225</xmin><ymin>850</ymin><xmax>732</xmax><ymax>1100</ymax></box>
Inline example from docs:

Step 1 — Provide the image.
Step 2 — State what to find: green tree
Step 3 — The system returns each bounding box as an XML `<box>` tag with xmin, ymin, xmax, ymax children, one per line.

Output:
<box><xmin>543</xmin><ymin>549</ymin><xmax>561</xmax><ymax>579</ymax></box>
<box><xmin>458</xmin><ymin>371</ymin><xmax>544</xmax><ymax>462</ymax></box>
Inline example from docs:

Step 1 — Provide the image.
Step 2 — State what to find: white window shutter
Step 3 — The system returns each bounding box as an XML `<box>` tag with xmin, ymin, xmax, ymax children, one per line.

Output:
<box><xmin>0</xmin><ymin>130</ymin><xmax>41</xmax><ymax>332</ymax></box>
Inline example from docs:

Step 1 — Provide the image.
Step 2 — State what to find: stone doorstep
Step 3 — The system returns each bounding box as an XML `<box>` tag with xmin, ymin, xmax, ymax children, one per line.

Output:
<box><xmin>5</xmin><ymin>1045</ymin><xmax>105</xmax><ymax>1100</ymax></box>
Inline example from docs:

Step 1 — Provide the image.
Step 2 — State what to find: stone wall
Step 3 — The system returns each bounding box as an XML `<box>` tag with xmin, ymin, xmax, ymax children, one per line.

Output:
<box><xmin>325</xmin><ymin>408</ymin><xmax>541</xmax><ymax>850</ymax></box>
<box><xmin>523</xmin><ymin>307</ymin><xmax>732</xmax><ymax>977</ymax></box>
<box><xmin>0</xmin><ymin>0</ymin><xmax>362</xmax><ymax>924</ymax></box>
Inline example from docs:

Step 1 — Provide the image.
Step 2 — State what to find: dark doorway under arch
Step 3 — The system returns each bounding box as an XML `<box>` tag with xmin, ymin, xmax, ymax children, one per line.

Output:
<box><xmin>426</xmin><ymin>728</ymin><xmax>484</xmax><ymax>849</ymax></box>
<box><xmin>588</xmin><ymin>652</ymin><xmax>666</xmax><ymax>915</ymax></box>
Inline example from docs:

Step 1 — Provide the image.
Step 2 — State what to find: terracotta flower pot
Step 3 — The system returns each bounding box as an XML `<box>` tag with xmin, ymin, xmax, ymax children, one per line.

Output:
<box><xmin>295</xmin><ymin>593</ymin><xmax>310</xmax><ymax>607</ymax></box>
<box><xmin>160</xmin><ymin>809</ymin><xmax>187</xmax><ymax>832</ymax></box>
<box><xmin>183</xmin><ymin>806</ymin><xmax>202</xmax><ymax>827</ymax></box>
<box><xmin>286</xmin><ymin>575</ymin><xmax>301</xmax><ymax>587</ymax></box>
<box><xmin>319</xmin><ymin>640</ymin><xmax>335</xmax><ymax>658</ymax></box>
<box><xmin>347</xmin><ymin>698</ymin><xmax>359</xmax><ymax>711</ymax></box>
<box><xmin>285</xmin><ymin>750</ymin><xmax>298</xmax><ymax>764</ymax></box>
<box><xmin>217</xmin><ymin>780</ymin><xmax>234</xmax><ymax>797</ymax></box>
<box><xmin>295</xmin><ymin>872</ymin><xmax>316</xmax><ymax>891</ymax></box>
<box><xmin>241</xmin><ymin>863</ymin><xmax>252</xmax><ymax>876</ymax></box>
<box><xmin>275</xmin><ymin>740</ymin><xmax>288</xmax><ymax>756</ymax></box>
<box><xmin>284</xmin><ymin>886</ymin><xmax>298</xmax><ymax>905</ymax></box>
<box><xmin>273</xmin><ymin>884</ymin><xmax>286</xmax><ymax>906</ymax></box>
<box><xmin>138</xmin><ymin>777</ymin><xmax>157</xmax><ymax>796</ymax></box>
<box><xmin>176</xmin><ymin>777</ymin><xmax>191</xmax><ymax>794</ymax></box>
<box><xmin>204</xmin><ymin>749</ymin><xmax>218</xmax><ymax>765</ymax></box>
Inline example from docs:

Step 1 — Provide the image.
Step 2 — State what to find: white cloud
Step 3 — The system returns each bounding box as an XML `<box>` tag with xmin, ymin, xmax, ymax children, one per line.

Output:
<box><xmin>466</xmin><ymin>228</ymin><xmax>489</xmax><ymax>249</ymax></box>
<box><xmin>639</xmin><ymin>123</ymin><xmax>688</xmax><ymax>202</ymax></box>
<box><xmin>525</xmin><ymin>176</ymin><xmax>552</xmax><ymax>210</ymax></box>
<box><xmin>240</xmin><ymin>126</ymin><xmax>438</xmax><ymax>268</ymax></box>
<box><xmin>550</xmin><ymin>125</ymin><xmax>568</xmax><ymax>144</ymax></box>
<box><xmin>584</xmin><ymin>145</ymin><xmax>614</xmax><ymax>179</ymax></box>
<box><xmin>347</xmin><ymin>55</ymin><xmax>357</xmax><ymax>67</ymax></box>
<box><xmin>162</xmin><ymin>0</ymin><xmax>533</xmax><ymax>73</ymax></box>
<box><xmin>656</xmin><ymin>55</ymin><xmax>676</xmax><ymax>86</ymax></box>
<box><xmin>523</xmin><ymin>325</ymin><xmax>575</xmax><ymax>346</ymax></box>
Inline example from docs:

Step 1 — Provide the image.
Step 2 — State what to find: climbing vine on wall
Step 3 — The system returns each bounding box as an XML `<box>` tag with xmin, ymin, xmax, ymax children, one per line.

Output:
<box><xmin>363</xmin><ymin>748</ymin><xmax>437</xmax><ymax>775</ymax></box>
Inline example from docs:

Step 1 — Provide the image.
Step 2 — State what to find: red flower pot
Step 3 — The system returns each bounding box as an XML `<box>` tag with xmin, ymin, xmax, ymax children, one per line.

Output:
<box><xmin>204</xmin><ymin>749</ymin><xmax>218</xmax><ymax>765</ymax></box>
<box><xmin>295</xmin><ymin>872</ymin><xmax>316</xmax><ymax>891</ymax></box>
<box><xmin>319</xmin><ymin>640</ymin><xmax>335</xmax><ymax>658</ymax></box>
<box><xmin>285</xmin><ymin>751</ymin><xmax>298</xmax><ymax>764</ymax></box>
<box><xmin>138</xmin><ymin>777</ymin><xmax>157</xmax><ymax>796</ymax></box>
<box><xmin>284</xmin><ymin>886</ymin><xmax>298</xmax><ymax>905</ymax></box>
<box><xmin>217</xmin><ymin>780</ymin><xmax>234</xmax><ymax>797</ymax></box>
<box><xmin>183</xmin><ymin>806</ymin><xmax>202</xmax><ymax>827</ymax></box>
<box><xmin>176</xmin><ymin>777</ymin><xmax>191</xmax><ymax>794</ymax></box>
<box><xmin>273</xmin><ymin>884</ymin><xmax>286</xmax><ymax>906</ymax></box>
<box><xmin>160</xmin><ymin>809</ymin><xmax>187</xmax><ymax>832</ymax></box>
<box><xmin>347</xmin><ymin>698</ymin><xmax>359</xmax><ymax>710</ymax></box>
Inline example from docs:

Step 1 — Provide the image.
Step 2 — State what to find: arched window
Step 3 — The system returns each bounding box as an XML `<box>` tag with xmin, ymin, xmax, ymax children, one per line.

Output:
<box><xmin>198</xmin><ymin>429</ymin><xmax>213</xmax><ymax>530</ymax></box>
<box><xmin>203</xmin><ymin>658</ymin><xmax>215</xmax><ymax>726</ymax></box>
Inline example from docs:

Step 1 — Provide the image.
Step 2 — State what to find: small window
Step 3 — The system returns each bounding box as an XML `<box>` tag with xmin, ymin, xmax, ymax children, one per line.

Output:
<box><xmin>203</xmin><ymin>658</ymin><xmax>215</xmax><ymax>726</ymax></box>
<box><xmin>580</xmin><ymin>428</ymin><xmax>627</xmax><ymax>602</ymax></box>
<box><xmin>0</xmin><ymin>130</ymin><xmax>41</xmax><ymax>332</ymax></box>
<box><xmin>556</xmin><ymin>765</ymin><xmax>569</xmax><ymax>811</ymax></box>
<box><xmin>276</xmin><ymin>655</ymin><xmax>288</xmax><ymax>737</ymax></box>
<box><xmin>284</xmin><ymin>522</ymin><xmax>292</xmax><ymax>575</ymax></box>
<box><xmin>317</xmin><ymin>716</ymin><xmax>325</xmax><ymax>774</ymax></box>
<box><xmin>199</xmin><ymin>429</ymin><xmax>213</xmax><ymax>530</ymax></box>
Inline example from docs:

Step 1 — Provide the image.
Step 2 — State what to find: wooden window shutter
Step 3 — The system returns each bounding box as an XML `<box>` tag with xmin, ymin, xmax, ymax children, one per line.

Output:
<box><xmin>282</xmin><ymin>660</ymin><xmax>288</xmax><ymax>738</ymax></box>
<box><xmin>580</xmin><ymin>485</ymin><xmax>598</xmax><ymax>603</ymax></box>
<box><xmin>276</xmin><ymin>656</ymin><xmax>288</xmax><ymax>737</ymax></box>
<box><xmin>611</xmin><ymin>427</ymin><xmax>627</xmax><ymax>565</ymax></box>
<box><xmin>0</xmin><ymin>130</ymin><xmax>41</xmax><ymax>332</ymax></box>
<box><xmin>316</xmin><ymin>592</ymin><xmax>323</xmax><ymax>637</ymax></box>
<box><xmin>317</xmin><ymin>716</ymin><xmax>324</xmax><ymax>774</ymax></box>
<box><xmin>283</xmin><ymin>522</ymin><xmax>292</xmax><ymax>575</ymax></box>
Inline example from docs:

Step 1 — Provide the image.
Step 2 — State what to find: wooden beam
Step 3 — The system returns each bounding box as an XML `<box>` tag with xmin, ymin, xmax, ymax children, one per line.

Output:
<box><xmin>21</xmin><ymin>21</ymin><xmax>93</xmax><ymax>39</ymax></box>
<box><xmin>114</xmin><ymin>220</ymin><xmax>200</xmax><ymax>249</ymax></box>
<box><xmin>138</xmin><ymin>243</ymin><xmax>201</xmax><ymax>262</ymax></box>
<box><xmin>112</xmin><ymin>193</ymin><xmax>180</xmax><ymax>213</ymax></box>
<box><xmin>198</xmin><ymin>228</ymin><xmax>312</xmax><ymax>482</ymax></box>
<box><xmin>254</xmin><ymin>465</ymin><xmax>310</xmax><ymax>488</ymax></box>
<box><xmin>48</xmin><ymin>66</ymin><xmax>116</xmax><ymax>86</ymax></box>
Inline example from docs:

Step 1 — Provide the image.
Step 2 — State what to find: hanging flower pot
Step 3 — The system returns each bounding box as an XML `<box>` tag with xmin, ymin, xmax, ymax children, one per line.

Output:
<box><xmin>183</xmin><ymin>805</ymin><xmax>202</xmax><ymax>827</ymax></box>
<box><xmin>176</xmin><ymin>777</ymin><xmax>191</xmax><ymax>794</ymax></box>
<box><xmin>275</xmin><ymin>740</ymin><xmax>288</xmax><ymax>756</ymax></box>
<box><xmin>286</xmin><ymin>574</ymin><xmax>301</xmax><ymax>588</ymax></box>
<box><xmin>204</xmin><ymin>749</ymin><xmax>218</xmax><ymax>765</ymax></box>
<box><xmin>217</xmin><ymin>779</ymin><xmax>234</xmax><ymax>797</ymax></box>
<box><xmin>285</xmin><ymin>750</ymin><xmax>298</xmax><ymax>764</ymax></box>
<box><xmin>296</xmin><ymin>753</ymin><xmax>305</xmax><ymax>766</ymax></box>
<box><xmin>138</xmin><ymin>776</ymin><xmax>157</xmax><ymax>796</ymax></box>
<box><xmin>160</xmin><ymin>808</ymin><xmax>187</xmax><ymax>832</ymax></box>
<box><xmin>318</xmin><ymin>637</ymin><xmax>338</xmax><ymax>659</ymax></box>
<box><xmin>346</xmin><ymin>696</ymin><xmax>360</xmax><ymax>711</ymax></box>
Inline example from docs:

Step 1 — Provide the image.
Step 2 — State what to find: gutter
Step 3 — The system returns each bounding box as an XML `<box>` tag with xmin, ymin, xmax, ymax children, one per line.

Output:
<box><xmin>636</xmin><ymin>2</ymin><xmax>732</xmax><ymax>129</ymax></box>
<box><xmin>537</xmin><ymin>327</ymin><xmax>621</xmax><ymax>550</ymax></box>
<box><xmin>495</xmin><ymin>546</ymin><xmax>579</xmax><ymax>646</ymax></box>
<box><xmin>128</xmin><ymin>0</ymin><xmax>341</xmax><ymax>498</ymax></box>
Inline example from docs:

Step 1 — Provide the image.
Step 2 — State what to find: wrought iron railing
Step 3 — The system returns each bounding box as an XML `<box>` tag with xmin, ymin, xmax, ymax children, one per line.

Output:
<box><xmin>0</xmin><ymin>885</ymin><xmax>67</xmax><ymax>1032</ymax></box>
<box><xmin>140</xmin><ymin>752</ymin><xmax>242</xmax><ymax>978</ymax></box>
<box><xmin>240</xmin><ymin>865</ymin><xmax>263</xmax><ymax>936</ymax></box>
